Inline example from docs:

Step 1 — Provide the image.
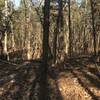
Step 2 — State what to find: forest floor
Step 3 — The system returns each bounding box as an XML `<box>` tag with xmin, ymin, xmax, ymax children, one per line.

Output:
<box><xmin>0</xmin><ymin>57</ymin><xmax>100</xmax><ymax>100</ymax></box>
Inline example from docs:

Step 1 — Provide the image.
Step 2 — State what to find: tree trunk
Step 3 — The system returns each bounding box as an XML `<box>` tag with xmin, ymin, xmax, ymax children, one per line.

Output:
<box><xmin>4</xmin><ymin>0</ymin><xmax>8</xmax><ymax>60</ymax></box>
<box><xmin>23</xmin><ymin>0</ymin><xmax>27</xmax><ymax>48</ymax></box>
<box><xmin>68</xmin><ymin>0</ymin><xmax>72</xmax><ymax>57</ymax></box>
<box><xmin>53</xmin><ymin>0</ymin><xmax>63</xmax><ymax>63</ymax></box>
<box><xmin>4</xmin><ymin>32</ymin><xmax>7</xmax><ymax>54</ymax></box>
<box><xmin>27</xmin><ymin>5</ymin><xmax>31</xmax><ymax>60</ymax></box>
<box><xmin>90</xmin><ymin>0</ymin><xmax>97</xmax><ymax>56</ymax></box>
<box><xmin>59</xmin><ymin>0</ymin><xmax>63</xmax><ymax>30</ymax></box>
<box><xmin>39</xmin><ymin>0</ymin><xmax>50</xmax><ymax>99</ymax></box>
<box><xmin>11</xmin><ymin>21</ymin><xmax>15</xmax><ymax>50</ymax></box>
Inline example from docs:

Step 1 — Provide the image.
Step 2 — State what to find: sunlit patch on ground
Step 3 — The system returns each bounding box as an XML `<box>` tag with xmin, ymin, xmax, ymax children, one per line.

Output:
<box><xmin>49</xmin><ymin>67</ymin><xmax>100</xmax><ymax>100</ymax></box>
<box><xmin>57</xmin><ymin>77</ymin><xmax>91</xmax><ymax>100</ymax></box>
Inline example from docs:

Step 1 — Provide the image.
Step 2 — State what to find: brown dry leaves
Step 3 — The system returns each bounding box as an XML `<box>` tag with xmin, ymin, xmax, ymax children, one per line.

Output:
<box><xmin>58</xmin><ymin>76</ymin><xmax>92</xmax><ymax>100</ymax></box>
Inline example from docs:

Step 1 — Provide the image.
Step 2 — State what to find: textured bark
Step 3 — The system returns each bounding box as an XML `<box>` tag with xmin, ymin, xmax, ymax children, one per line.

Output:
<box><xmin>4</xmin><ymin>0</ymin><xmax>8</xmax><ymax>54</ymax></box>
<box><xmin>53</xmin><ymin>0</ymin><xmax>63</xmax><ymax>63</ymax></box>
<box><xmin>90</xmin><ymin>0</ymin><xmax>97</xmax><ymax>56</ymax></box>
<box><xmin>68</xmin><ymin>0</ymin><xmax>72</xmax><ymax>57</ymax></box>
<box><xmin>39</xmin><ymin>0</ymin><xmax>50</xmax><ymax>99</ymax></box>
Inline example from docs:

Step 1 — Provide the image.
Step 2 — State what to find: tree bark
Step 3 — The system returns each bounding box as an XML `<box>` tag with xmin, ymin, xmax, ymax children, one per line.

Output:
<box><xmin>68</xmin><ymin>0</ymin><xmax>72</xmax><ymax>57</ymax></box>
<box><xmin>90</xmin><ymin>0</ymin><xmax>97</xmax><ymax>56</ymax></box>
<box><xmin>39</xmin><ymin>0</ymin><xmax>50</xmax><ymax>99</ymax></box>
<box><xmin>3</xmin><ymin>0</ymin><xmax>8</xmax><ymax>60</ymax></box>
<box><xmin>53</xmin><ymin>0</ymin><xmax>63</xmax><ymax>63</ymax></box>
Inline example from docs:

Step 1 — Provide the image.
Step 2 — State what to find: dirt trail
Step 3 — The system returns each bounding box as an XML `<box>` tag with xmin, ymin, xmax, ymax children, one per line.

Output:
<box><xmin>0</xmin><ymin>58</ymin><xmax>100</xmax><ymax>100</ymax></box>
<box><xmin>48</xmin><ymin>58</ymin><xmax>100</xmax><ymax>100</ymax></box>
